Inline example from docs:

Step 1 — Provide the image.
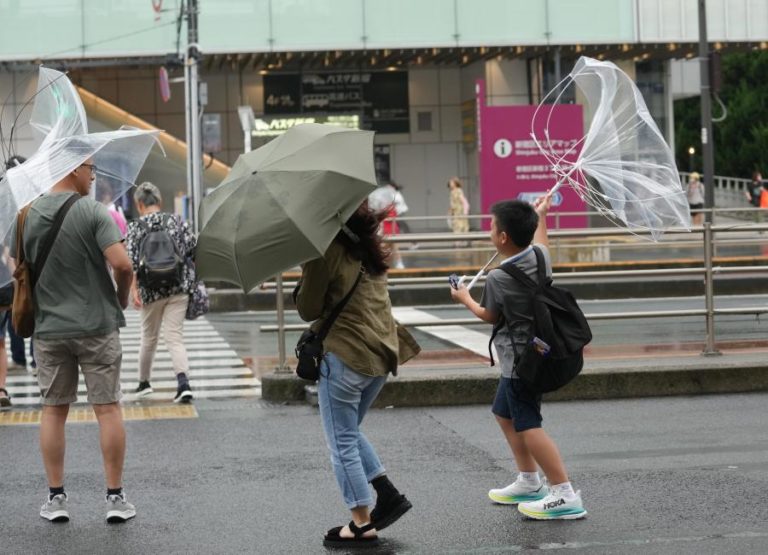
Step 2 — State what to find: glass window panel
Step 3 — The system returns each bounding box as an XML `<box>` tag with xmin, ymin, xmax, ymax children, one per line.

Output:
<box><xmin>201</xmin><ymin>0</ymin><xmax>272</xmax><ymax>53</ymax></box>
<box><xmin>549</xmin><ymin>0</ymin><xmax>636</xmax><ymax>43</ymax></box>
<box><xmin>364</xmin><ymin>0</ymin><xmax>455</xmax><ymax>48</ymax></box>
<box><xmin>0</xmin><ymin>1</ymin><xmax>83</xmax><ymax>60</ymax></box>
<box><xmin>82</xmin><ymin>0</ymin><xmax>180</xmax><ymax>58</ymax></box>
<box><xmin>271</xmin><ymin>0</ymin><xmax>363</xmax><ymax>50</ymax></box>
<box><xmin>457</xmin><ymin>0</ymin><xmax>547</xmax><ymax>45</ymax></box>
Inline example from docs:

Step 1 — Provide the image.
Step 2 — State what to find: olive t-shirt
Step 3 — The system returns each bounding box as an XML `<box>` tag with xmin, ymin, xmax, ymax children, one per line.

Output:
<box><xmin>10</xmin><ymin>192</ymin><xmax>125</xmax><ymax>339</ymax></box>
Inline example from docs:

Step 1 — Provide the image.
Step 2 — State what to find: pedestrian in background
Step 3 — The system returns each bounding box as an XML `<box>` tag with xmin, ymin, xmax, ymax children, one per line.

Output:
<box><xmin>686</xmin><ymin>171</ymin><xmax>705</xmax><ymax>226</ymax></box>
<box><xmin>10</xmin><ymin>156</ymin><xmax>136</xmax><ymax>523</ymax></box>
<box><xmin>100</xmin><ymin>187</ymin><xmax>128</xmax><ymax>237</ymax></box>
<box><xmin>295</xmin><ymin>202</ymin><xmax>419</xmax><ymax>549</ymax></box>
<box><xmin>0</xmin><ymin>246</ymin><xmax>13</xmax><ymax>409</ymax></box>
<box><xmin>746</xmin><ymin>171</ymin><xmax>763</xmax><ymax>208</ymax></box>
<box><xmin>370</xmin><ymin>181</ymin><xmax>409</xmax><ymax>269</ymax></box>
<box><xmin>126</xmin><ymin>182</ymin><xmax>196</xmax><ymax>403</ymax></box>
<box><xmin>450</xmin><ymin>193</ymin><xmax>588</xmax><ymax>520</ymax></box>
<box><xmin>3</xmin><ymin>156</ymin><xmax>34</xmax><ymax>373</ymax></box>
<box><xmin>0</xmin><ymin>310</ymin><xmax>11</xmax><ymax>409</ymax></box>
<box><xmin>447</xmin><ymin>177</ymin><xmax>470</xmax><ymax>234</ymax></box>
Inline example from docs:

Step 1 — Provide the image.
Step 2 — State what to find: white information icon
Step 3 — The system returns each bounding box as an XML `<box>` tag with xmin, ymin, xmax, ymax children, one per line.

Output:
<box><xmin>493</xmin><ymin>138</ymin><xmax>513</xmax><ymax>158</ymax></box>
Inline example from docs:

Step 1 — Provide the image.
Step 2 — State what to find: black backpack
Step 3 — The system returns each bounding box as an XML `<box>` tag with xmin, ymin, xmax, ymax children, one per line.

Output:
<box><xmin>136</xmin><ymin>215</ymin><xmax>185</xmax><ymax>289</ymax></box>
<box><xmin>491</xmin><ymin>246</ymin><xmax>592</xmax><ymax>393</ymax></box>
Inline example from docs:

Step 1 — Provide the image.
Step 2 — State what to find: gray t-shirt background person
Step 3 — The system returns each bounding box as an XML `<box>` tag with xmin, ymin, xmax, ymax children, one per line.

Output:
<box><xmin>480</xmin><ymin>243</ymin><xmax>553</xmax><ymax>379</ymax></box>
<box><xmin>10</xmin><ymin>192</ymin><xmax>125</xmax><ymax>339</ymax></box>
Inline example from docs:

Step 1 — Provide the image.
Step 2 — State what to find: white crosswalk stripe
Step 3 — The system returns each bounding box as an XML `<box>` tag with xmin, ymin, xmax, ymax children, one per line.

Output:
<box><xmin>392</xmin><ymin>306</ymin><xmax>496</xmax><ymax>360</ymax></box>
<box><xmin>4</xmin><ymin>311</ymin><xmax>260</xmax><ymax>407</ymax></box>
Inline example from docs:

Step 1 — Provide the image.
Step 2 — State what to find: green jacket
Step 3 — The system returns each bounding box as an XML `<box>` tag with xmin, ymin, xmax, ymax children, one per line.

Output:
<box><xmin>296</xmin><ymin>240</ymin><xmax>419</xmax><ymax>377</ymax></box>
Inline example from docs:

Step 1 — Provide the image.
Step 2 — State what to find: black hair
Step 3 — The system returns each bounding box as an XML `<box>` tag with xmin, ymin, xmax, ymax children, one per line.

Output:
<box><xmin>5</xmin><ymin>154</ymin><xmax>26</xmax><ymax>170</ymax></box>
<box><xmin>335</xmin><ymin>201</ymin><xmax>390</xmax><ymax>277</ymax></box>
<box><xmin>490</xmin><ymin>200</ymin><xmax>539</xmax><ymax>248</ymax></box>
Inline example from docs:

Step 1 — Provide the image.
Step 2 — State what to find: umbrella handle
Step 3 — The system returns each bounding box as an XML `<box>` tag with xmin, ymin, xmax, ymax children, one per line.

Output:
<box><xmin>550</xmin><ymin>162</ymin><xmax>582</xmax><ymax>195</ymax></box>
<box><xmin>466</xmin><ymin>252</ymin><xmax>499</xmax><ymax>291</ymax></box>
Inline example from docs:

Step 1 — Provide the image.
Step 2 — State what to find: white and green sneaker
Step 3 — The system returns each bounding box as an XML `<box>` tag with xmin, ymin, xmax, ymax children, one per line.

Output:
<box><xmin>488</xmin><ymin>477</ymin><xmax>549</xmax><ymax>505</ymax></box>
<box><xmin>518</xmin><ymin>490</ymin><xmax>587</xmax><ymax>520</ymax></box>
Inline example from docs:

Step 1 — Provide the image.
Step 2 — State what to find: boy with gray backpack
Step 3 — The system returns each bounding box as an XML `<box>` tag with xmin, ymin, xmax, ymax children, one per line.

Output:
<box><xmin>451</xmin><ymin>193</ymin><xmax>590</xmax><ymax>520</ymax></box>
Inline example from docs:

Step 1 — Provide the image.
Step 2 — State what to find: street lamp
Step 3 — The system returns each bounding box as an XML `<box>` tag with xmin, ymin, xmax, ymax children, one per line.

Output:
<box><xmin>688</xmin><ymin>146</ymin><xmax>695</xmax><ymax>171</ymax></box>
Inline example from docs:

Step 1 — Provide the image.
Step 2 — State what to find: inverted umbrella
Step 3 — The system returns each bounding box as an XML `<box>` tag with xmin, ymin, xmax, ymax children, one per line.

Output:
<box><xmin>533</xmin><ymin>56</ymin><xmax>691</xmax><ymax>240</ymax></box>
<box><xmin>0</xmin><ymin>66</ymin><xmax>160</xmax><ymax>287</ymax></box>
<box><xmin>196</xmin><ymin>123</ymin><xmax>377</xmax><ymax>293</ymax></box>
<box><xmin>461</xmin><ymin>56</ymin><xmax>691</xmax><ymax>291</ymax></box>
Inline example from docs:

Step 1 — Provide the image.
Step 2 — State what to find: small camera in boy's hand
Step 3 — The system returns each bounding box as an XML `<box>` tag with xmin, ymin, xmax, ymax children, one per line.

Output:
<box><xmin>448</xmin><ymin>273</ymin><xmax>461</xmax><ymax>290</ymax></box>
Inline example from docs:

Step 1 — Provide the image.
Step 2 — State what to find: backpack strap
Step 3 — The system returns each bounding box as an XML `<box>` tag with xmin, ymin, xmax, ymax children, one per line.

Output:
<box><xmin>31</xmin><ymin>194</ymin><xmax>81</xmax><ymax>288</ymax></box>
<box><xmin>488</xmin><ymin>316</ymin><xmax>505</xmax><ymax>367</ymax></box>
<box><xmin>316</xmin><ymin>265</ymin><xmax>364</xmax><ymax>341</ymax></box>
<box><xmin>531</xmin><ymin>246</ymin><xmax>550</xmax><ymax>286</ymax></box>
<box><xmin>498</xmin><ymin>246</ymin><xmax>550</xmax><ymax>290</ymax></box>
<box><xmin>492</xmin><ymin>246</ymin><xmax>548</xmax><ymax>367</ymax></box>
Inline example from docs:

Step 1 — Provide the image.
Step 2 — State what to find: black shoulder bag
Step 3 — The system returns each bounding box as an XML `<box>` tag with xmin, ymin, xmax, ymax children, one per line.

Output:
<box><xmin>295</xmin><ymin>267</ymin><xmax>364</xmax><ymax>381</ymax></box>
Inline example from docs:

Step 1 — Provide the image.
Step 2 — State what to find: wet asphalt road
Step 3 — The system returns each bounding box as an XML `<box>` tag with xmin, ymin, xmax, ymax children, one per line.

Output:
<box><xmin>3</xmin><ymin>392</ymin><xmax>768</xmax><ymax>554</ymax></box>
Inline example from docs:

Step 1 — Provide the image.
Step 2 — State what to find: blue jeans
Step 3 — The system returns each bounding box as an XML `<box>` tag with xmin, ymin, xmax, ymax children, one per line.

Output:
<box><xmin>318</xmin><ymin>352</ymin><xmax>387</xmax><ymax>509</ymax></box>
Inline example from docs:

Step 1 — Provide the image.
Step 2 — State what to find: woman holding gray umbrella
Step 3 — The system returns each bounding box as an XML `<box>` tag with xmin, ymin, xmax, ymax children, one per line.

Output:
<box><xmin>295</xmin><ymin>202</ymin><xmax>419</xmax><ymax>549</ymax></box>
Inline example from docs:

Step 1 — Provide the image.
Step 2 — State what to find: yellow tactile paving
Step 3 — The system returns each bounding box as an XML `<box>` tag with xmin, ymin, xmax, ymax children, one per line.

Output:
<box><xmin>0</xmin><ymin>404</ymin><xmax>198</xmax><ymax>426</ymax></box>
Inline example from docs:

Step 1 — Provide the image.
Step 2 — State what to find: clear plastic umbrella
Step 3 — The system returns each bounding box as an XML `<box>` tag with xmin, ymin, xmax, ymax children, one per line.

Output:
<box><xmin>1</xmin><ymin>67</ymin><xmax>161</xmax><ymax>255</ymax></box>
<box><xmin>460</xmin><ymin>56</ymin><xmax>691</xmax><ymax>291</ymax></box>
<box><xmin>533</xmin><ymin>56</ymin><xmax>691</xmax><ymax>241</ymax></box>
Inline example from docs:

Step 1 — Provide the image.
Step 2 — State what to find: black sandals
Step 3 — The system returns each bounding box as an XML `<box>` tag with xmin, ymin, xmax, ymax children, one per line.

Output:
<box><xmin>323</xmin><ymin>520</ymin><xmax>379</xmax><ymax>549</ymax></box>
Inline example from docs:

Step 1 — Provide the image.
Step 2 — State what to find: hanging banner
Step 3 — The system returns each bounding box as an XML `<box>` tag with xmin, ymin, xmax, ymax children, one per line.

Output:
<box><xmin>476</xmin><ymin>79</ymin><xmax>587</xmax><ymax>230</ymax></box>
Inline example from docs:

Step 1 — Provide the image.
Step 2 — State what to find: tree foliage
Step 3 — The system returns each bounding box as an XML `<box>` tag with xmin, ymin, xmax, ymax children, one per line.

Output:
<box><xmin>674</xmin><ymin>50</ymin><xmax>768</xmax><ymax>178</ymax></box>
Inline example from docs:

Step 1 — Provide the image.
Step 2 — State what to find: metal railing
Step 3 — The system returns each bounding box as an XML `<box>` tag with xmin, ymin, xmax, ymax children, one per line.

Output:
<box><xmin>262</xmin><ymin>222</ymin><xmax>768</xmax><ymax>371</ymax></box>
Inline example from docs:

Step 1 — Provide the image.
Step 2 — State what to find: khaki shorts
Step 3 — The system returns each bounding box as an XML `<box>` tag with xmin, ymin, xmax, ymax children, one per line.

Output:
<box><xmin>35</xmin><ymin>330</ymin><xmax>123</xmax><ymax>406</ymax></box>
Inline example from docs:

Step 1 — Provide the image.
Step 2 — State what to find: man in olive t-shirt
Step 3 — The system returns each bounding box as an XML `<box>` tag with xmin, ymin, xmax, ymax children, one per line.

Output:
<box><xmin>9</xmin><ymin>157</ymin><xmax>137</xmax><ymax>523</ymax></box>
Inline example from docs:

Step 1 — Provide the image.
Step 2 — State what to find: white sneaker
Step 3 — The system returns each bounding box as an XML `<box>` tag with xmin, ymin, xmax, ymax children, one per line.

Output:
<box><xmin>488</xmin><ymin>477</ymin><xmax>548</xmax><ymax>505</ymax></box>
<box><xmin>40</xmin><ymin>493</ymin><xmax>70</xmax><ymax>522</ymax></box>
<box><xmin>518</xmin><ymin>490</ymin><xmax>587</xmax><ymax>520</ymax></box>
<box><xmin>106</xmin><ymin>493</ymin><xmax>136</xmax><ymax>523</ymax></box>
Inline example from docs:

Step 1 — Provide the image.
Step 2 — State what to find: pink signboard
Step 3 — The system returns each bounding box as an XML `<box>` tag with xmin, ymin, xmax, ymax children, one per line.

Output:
<box><xmin>476</xmin><ymin>79</ymin><xmax>587</xmax><ymax>229</ymax></box>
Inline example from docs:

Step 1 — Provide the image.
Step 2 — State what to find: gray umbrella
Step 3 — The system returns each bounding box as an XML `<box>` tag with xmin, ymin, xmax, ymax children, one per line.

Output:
<box><xmin>196</xmin><ymin>123</ymin><xmax>377</xmax><ymax>293</ymax></box>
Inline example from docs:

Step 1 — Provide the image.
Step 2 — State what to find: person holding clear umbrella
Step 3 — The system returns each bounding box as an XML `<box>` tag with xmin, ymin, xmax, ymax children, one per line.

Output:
<box><xmin>295</xmin><ymin>202</ymin><xmax>419</xmax><ymax>549</ymax></box>
<box><xmin>2</xmin><ymin>66</ymin><xmax>158</xmax><ymax>525</ymax></box>
<box><xmin>10</xmin><ymin>153</ymin><xmax>136</xmax><ymax>523</ymax></box>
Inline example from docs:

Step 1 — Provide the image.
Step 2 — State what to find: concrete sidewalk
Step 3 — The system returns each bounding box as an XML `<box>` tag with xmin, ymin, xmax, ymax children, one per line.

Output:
<box><xmin>262</xmin><ymin>350</ymin><xmax>768</xmax><ymax>406</ymax></box>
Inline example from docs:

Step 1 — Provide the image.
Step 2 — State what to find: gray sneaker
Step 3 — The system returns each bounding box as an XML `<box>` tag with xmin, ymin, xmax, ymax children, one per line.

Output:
<box><xmin>106</xmin><ymin>493</ymin><xmax>136</xmax><ymax>523</ymax></box>
<box><xmin>40</xmin><ymin>493</ymin><xmax>70</xmax><ymax>522</ymax></box>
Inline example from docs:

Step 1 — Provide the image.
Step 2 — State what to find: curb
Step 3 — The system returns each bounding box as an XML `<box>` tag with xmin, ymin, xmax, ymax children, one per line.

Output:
<box><xmin>261</xmin><ymin>363</ymin><xmax>768</xmax><ymax>407</ymax></box>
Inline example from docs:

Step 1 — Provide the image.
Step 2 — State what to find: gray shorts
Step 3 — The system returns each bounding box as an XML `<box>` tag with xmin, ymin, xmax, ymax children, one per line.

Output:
<box><xmin>34</xmin><ymin>330</ymin><xmax>123</xmax><ymax>406</ymax></box>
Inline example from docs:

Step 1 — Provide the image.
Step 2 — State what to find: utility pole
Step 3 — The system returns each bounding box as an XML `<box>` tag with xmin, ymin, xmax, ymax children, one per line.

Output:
<box><xmin>184</xmin><ymin>0</ymin><xmax>203</xmax><ymax>232</ymax></box>
<box><xmin>698</xmin><ymin>0</ymin><xmax>715</xmax><ymax>224</ymax></box>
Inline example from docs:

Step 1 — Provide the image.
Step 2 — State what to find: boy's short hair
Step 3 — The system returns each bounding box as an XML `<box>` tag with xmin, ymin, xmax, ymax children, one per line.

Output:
<box><xmin>491</xmin><ymin>200</ymin><xmax>538</xmax><ymax>248</ymax></box>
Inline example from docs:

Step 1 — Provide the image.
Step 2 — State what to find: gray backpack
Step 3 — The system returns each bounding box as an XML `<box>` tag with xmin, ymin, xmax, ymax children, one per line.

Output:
<box><xmin>137</xmin><ymin>215</ymin><xmax>184</xmax><ymax>289</ymax></box>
